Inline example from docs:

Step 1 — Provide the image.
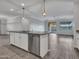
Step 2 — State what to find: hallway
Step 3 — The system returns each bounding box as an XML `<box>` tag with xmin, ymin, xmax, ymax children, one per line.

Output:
<box><xmin>0</xmin><ymin>35</ymin><xmax>79</xmax><ymax>59</ymax></box>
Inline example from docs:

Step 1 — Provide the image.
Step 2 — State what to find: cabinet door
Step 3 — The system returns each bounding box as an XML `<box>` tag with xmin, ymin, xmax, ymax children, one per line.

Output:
<box><xmin>40</xmin><ymin>35</ymin><xmax>48</xmax><ymax>57</ymax></box>
<box><xmin>75</xmin><ymin>34</ymin><xmax>79</xmax><ymax>49</ymax></box>
<box><xmin>28</xmin><ymin>34</ymin><xmax>40</xmax><ymax>55</ymax></box>
<box><xmin>76</xmin><ymin>38</ymin><xmax>79</xmax><ymax>49</ymax></box>
<box><xmin>10</xmin><ymin>33</ymin><xmax>15</xmax><ymax>44</ymax></box>
<box><xmin>20</xmin><ymin>34</ymin><xmax>28</xmax><ymax>51</ymax></box>
<box><xmin>15</xmin><ymin>33</ymin><xmax>20</xmax><ymax>47</ymax></box>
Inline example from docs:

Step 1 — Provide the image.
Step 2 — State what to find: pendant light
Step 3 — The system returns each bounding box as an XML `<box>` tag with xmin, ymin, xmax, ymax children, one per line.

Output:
<box><xmin>42</xmin><ymin>0</ymin><xmax>47</xmax><ymax>16</ymax></box>
<box><xmin>21</xmin><ymin>3</ymin><xmax>25</xmax><ymax>20</ymax></box>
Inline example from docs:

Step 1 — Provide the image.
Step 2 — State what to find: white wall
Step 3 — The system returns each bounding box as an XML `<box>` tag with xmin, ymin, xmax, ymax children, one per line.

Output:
<box><xmin>7</xmin><ymin>16</ymin><xmax>44</xmax><ymax>32</ymax></box>
<box><xmin>74</xmin><ymin>1</ymin><xmax>79</xmax><ymax>30</ymax></box>
<box><xmin>0</xmin><ymin>18</ymin><xmax>7</xmax><ymax>34</ymax></box>
<box><xmin>29</xmin><ymin>23</ymin><xmax>45</xmax><ymax>32</ymax></box>
<box><xmin>7</xmin><ymin>17</ymin><xmax>30</xmax><ymax>31</ymax></box>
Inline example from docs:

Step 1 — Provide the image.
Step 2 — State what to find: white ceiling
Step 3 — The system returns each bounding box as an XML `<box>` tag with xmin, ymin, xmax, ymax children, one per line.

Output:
<box><xmin>0</xmin><ymin>0</ymin><xmax>74</xmax><ymax>20</ymax></box>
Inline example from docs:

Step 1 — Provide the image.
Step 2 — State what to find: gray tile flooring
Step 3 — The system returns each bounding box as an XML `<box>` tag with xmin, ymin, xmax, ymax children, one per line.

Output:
<box><xmin>0</xmin><ymin>34</ymin><xmax>79</xmax><ymax>59</ymax></box>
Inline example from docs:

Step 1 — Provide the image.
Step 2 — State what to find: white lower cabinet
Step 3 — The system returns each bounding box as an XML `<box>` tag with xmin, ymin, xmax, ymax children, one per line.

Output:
<box><xmin>40</xmin><ymin>35</ymin><xmax>48</xmax><ymax>57</ymax></box>
<box><xmin>14</xmin><ymin>33</ymin><xmax>21</xmax><ymax>47</ymax></box>
<box><xmin>10</xmin><ymin>33</ymin><xmax>15</xmax><ymax>44</ymax></box>
<box><xmin>76</xmin><ymin>39</ymin><xmax>79</xmax><ymax>49</ymax></box>
<box><xmin>74</xmin><ymin>33</ymin><xmax>79</xmax><ymax>49</ymax></box>
<box><xmin>20</xmin><ymin>34</ymin><xmax>28</xmax><ymax>51</ymax></box>
<box><xmin>10</xmin><ymin>33</ymin><xmax>28</xmax><ymax>51</ymax></box>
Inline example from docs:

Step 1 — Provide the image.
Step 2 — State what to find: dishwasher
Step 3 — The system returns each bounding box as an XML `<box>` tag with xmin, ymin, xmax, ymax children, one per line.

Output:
<box><xmin>28</xmin><ymin>34</ymin><xmax>40</xmax><ymax>55</ymax></box>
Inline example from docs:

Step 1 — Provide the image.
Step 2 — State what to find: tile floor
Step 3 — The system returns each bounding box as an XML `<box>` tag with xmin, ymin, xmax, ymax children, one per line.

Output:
<box><xmin>0</xmin><ymin>34</ymin><xmax>79</xmax><ymax>59</ymax></box>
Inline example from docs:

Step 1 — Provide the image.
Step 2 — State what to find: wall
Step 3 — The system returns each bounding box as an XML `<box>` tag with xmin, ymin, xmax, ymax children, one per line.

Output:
<box><xmin>7</xmin><ymin>17</ymin><xmax>25</xmax><ymax>31</ymax></box>
<box><xmin>0</xmin><ymin>18</ymin><xmax>7</xmax><ymax>34</ymax></box>
<box><xmin>74</xmin><ymin>1</ymin><xmax>79</xmax><ymax>30</ymax></box>
<box><xmin>29</xmin><ymin>23</ymin><xmax>44</xmax><ymax>32</ymax></box>
<box><xmin>7</xmin><ymin>16</ymin><xmax>44</xmax><ymax>32</ymax></box>
<box><xmin>24</xmin><ymin>16</ymin><xmax>45</xmax><ymax>32</ymax></box>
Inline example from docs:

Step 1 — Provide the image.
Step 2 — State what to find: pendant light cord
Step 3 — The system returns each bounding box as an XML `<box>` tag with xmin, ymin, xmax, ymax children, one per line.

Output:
<box><xmin>21</xmin><ymin>7</ymin><xmax>25</xmax><ymax>31</ymax></box>
<box><xmin>22</xmin><ymin>7</ymin><xmax>25</xmax><ymax>18</ymax></box>
<box><xmin>42</xmin><ymin>0</ymin><xmax>47</xmax><ymax>16</ymax></box>
<box><xmin>44</xmin><ymin>0</ymin><xmax>45</xmax><ymax>12</ymax></box>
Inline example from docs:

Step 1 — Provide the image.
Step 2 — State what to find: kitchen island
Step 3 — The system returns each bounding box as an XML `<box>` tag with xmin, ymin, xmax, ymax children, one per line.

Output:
<box><xmin>9</xmin><ymin>31</ymin><xmax>49</xmax><ymax>58</ymax></box>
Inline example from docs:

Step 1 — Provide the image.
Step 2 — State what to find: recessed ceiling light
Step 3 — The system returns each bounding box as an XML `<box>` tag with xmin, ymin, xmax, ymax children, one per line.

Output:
<box><xmin>21</xmin><ymin>3</ymin><xmax>25</xmax><ymax>6</ymax></box>
<box><xmin>10</xmin><ymin>9</ymin><xmax>14</xmax><ymax>11</ymax></box>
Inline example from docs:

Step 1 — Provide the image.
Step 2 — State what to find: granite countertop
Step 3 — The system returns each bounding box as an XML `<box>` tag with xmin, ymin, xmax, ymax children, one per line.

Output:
<box><xmin>8</xmin><ymin>31</ymin><xmax>49</xmax><ymax>35</ymax></box>
<box><xmin>9</xmin><ymin>31</ymin><xmax>29</xmax><ymax>33</ymax></box>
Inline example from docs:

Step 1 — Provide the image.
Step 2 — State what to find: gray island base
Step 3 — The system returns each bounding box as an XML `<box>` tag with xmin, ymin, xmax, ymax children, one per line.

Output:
<box><xmin>9</xmin><ymin>31</ymin><xmax>49</xmax><ymax>58</ymax></box>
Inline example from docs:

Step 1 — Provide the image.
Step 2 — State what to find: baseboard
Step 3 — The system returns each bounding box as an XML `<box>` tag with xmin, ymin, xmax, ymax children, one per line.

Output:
<box><xmin>0</xmin><ymin>34</ymin><xmax>9</xmax><ymax>36</ymax></box>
